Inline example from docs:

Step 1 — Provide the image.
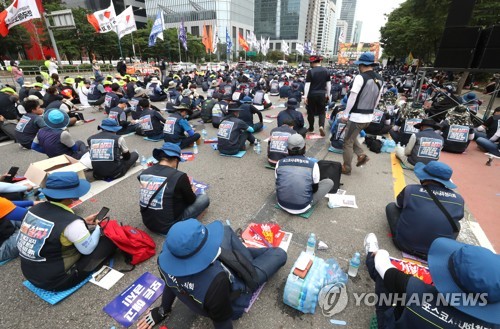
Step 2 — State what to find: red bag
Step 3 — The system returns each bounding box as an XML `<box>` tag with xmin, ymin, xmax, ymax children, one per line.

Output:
<box><xmin>100</xmin><ymin>219</ymin><xmax>156</xmax><ymax>266</ymax></box>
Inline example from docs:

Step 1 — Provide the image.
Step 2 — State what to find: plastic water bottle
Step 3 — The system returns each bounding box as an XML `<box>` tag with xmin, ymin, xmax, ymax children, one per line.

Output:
<box><xmin>255</xmin><ymin>141</ymin><xmax>261</xmax><ymax>155</ymax></box>
<box><xmin>306</xmin><ymin>233</ymin><xmax>316</xmax><ymax>255</ymax></box>
<box><xmin>25</xmin><ymin>190</ymin><xmax>36</xmax><ymax>201</ymax></box>
<box><xmin>38</xmin><ymin>192</ymin><xmax>46</xmax><ymax>202</ymax></box>
<box><xmin>201</xmin><ymin>129</ymin><xmax>207</xmax><ymax>141</ymax></box>
<box><xmin>193</xmin><ymin>143</ymin><xmax>199</xmax><ymax>154</ymax></box>
<box><xmin>140</xmin><ymin>155</ymin><xmax>147</xmax><ymax>169</ymax></box>
<box><xmin>348</xmin><ymin>252</ymin><xmax>361</xmax><ymax>277</ymax></box>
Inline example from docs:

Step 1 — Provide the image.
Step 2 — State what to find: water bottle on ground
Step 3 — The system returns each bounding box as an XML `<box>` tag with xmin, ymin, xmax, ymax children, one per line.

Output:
<box><xmin>201</xmin><ymin>129</ymin><xmax>207</xmax><ymax>141</ymax></box>
<box><xmin>38</xmin><ymin>192</ymin><xmax>46</xmax><ymax>202</ymax></box>
<box><xmin>193</xmin><ymin>143</ymin><xmax>199</xmax><ymax>154</ymax></box>
<box><xmin>140</xmin><ymin>155</ymin><xmax>147</xmax><ymax>169</ymax></box>
<box><xmin>255</xmin><ymin>141</ymin><xmax>261</xmax><ymax>155</ymax></box>
<box><xmin>348</xmin><ymin>252</ymin><xmax>361</xmax><ymax>277</ymax></box>
<box><xmin>306</xmin><ymin>233</ymin><xmax>316</xmax><ymax>255</ymax></box>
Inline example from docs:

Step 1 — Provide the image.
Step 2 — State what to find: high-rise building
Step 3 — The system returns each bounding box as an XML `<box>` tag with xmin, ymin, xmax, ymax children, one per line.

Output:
<box><xmin>145</xmin><ymin>0</ymin><xmax>254</xmax><ymax>56</ymax></box>
<box><xmin>254</xmin><ymin>0</ymin><xmax>309</xmax><ymax>52</ymax></box>
<box><xmin>316</xmin><ymin>0</ymin><xmax>337</xmax><ymax>58</ymax></box>
<box><xmin>333</xmin><ymin>19</ymin><xmax>348</xmax><ymax>55</ymax></box>
<box><xmin>338</xmin><ymin>0</ymin><xmax>358</xmax><ymax>43</ymax></box>
<box><xmin>353</xmin><ymin>20</ymin><xmax>362</xmax><ymax>43</ymax></box>
<box><xmin>305</xmin><ymin>0</ymin><xmax>320</xmax><ymax>49</ymax></box>
<box><xmin>63</xmin><ymin>0</ymin><xmax>147</xmax><ymax>27</ymax></box>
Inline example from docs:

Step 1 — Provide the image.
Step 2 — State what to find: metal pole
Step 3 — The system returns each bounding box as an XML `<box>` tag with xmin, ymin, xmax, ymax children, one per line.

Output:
<box><xmin>43</xmin><ymin>13</ymin><xmax>62</xmax><ymax>65</ymax></box>
<box><xmin>178</xmin><ymin>28</ymin><xmax>182</xmax><ymax>62</ymax></box>
<box><xmin>131</xmin><ymin>32</ymin><xmax>136</xmax><ymax>58</ymax></box>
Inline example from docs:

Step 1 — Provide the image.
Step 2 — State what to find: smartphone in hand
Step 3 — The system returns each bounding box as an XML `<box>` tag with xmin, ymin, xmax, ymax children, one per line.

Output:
<box><xmin>4</xmin><ymin>166</ymin><xmax>19</xmax><ymax>183</ymax></box>
<box><xmin>95</xmin><ymin>207</ymin><xmax>110</xmax><ymax>222</ymax></box>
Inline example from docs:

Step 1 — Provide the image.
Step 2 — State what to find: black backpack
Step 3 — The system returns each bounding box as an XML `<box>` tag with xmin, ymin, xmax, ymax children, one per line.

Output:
<box><xmin>369</xmin><ymin>139</ymin><xmax>383</xmax><ymax>153</ymax></box>
<box><xmin>200</xmin><ymin>99</ymin><xmax>216</xmax><ymax>123</ymax></box>
<box><xmin>317</xmin><ymin>160</ymin><xmax>342</xmax><ymax>193</ymax></box>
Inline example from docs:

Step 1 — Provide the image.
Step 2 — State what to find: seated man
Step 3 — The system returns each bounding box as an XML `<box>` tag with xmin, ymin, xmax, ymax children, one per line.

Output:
<box><xmin>211</xmin><ymin>93</ymin><xmax>229</xmax><ymax>129</ymax></box>
<box><xmin>87</xmin><ymin>119</ymin><xmax>139</xmax><ymax>180</ymax></box>
<box><xmin>277</xmin><ymin>98</ymin><xmax>307</xmax><ymax>137</ymax></box>
<box><xmin>0</xmin><ymin>86</ymin><xmax>19</xmax><ymax>142</ymax></box>
<box><xmin>267</xmin><ymin>119</ymin><xmax>297</xmax><ymax>167</ymax></box>
<box><xmin>365</xmin><ymin>107</ymin><xmax>392</xmax><ymax>136</ymax></box>
<box><xmin>275</xmin><ymin>134</ymin><xmax>333</xmax><ymax>214</ymax></box>
<box><xmin>252</xmin><ymin>89</ymin><xmax>273</xmax><ymax>111</ymax></box>
<box><xmin>217</xmin><ymin>103</ymin><xmax>257</xmax><ymax>155</ymax></box>
<box><xmin>0</xmin><ymin>171</ymin><xmax>34</xmax><ymax>201</ymax></box>
<box><xmin>17</xmin><ymin>172</ymin><xmax>116</xmax><ymax>291</ymax></box>
<box><xmin>0</xmin><ymin>197</ymin><xmax>38</xmax><ymax>261</ymax></box>
<box><xmin>87</xmin><ymin>76</ymin><xmax>106</xmax><ymax>107</ymax></box>
<box><xmin>137</xmin><ymin>98</ymin><xmax>166</xmax><ymax>141</ymax></box>
<box><xmin>147</xmin><ymin>77</ymin><xmax>168</xmax><ymax>102</ymax></box>
<box><xmin>108</xmin><ymin>98</ymin><xmax>138</xmax><ymax>135</ymax></box>
<box><xmin>163</xmin><ymin>100</ymin><xmax>201</xmax><ymax>149</ymax></box>
<box><xmin>32</xmin><ymin>109</ymin><xmax>88</xmax><ymax>160</ymax></box>
<box><xmin>15</xmin><ymin>96</ymin><xmax>46</xmax><ymax>149</ymax></box>
<box><xmin>385</xmin><ymin>161</ymin><xmax>464</xmax><ymax>259</ymax></box>
<box><xmin>474</xmin><ymin>106</ymin><xmax>500</xmax><ymax>141</ymax></box>
<box><xmin>138</xmin><ymin>143</ymin><xmax>209</xmax><ymax>235</ymax></box>
<box><xmin>238</xmin><ymin>96</ymin><xmax>264</xmax><ymax>133</ymax></box>
<box><xmin>364</xmin><ymin>234</ymin><xmax>500</xmax><ymax>329</ymax></box>
<box><xmin>137</xmin><ymin>219</ymin><xmax>287</xmax><ymax>329</ymax></box>
<box><xmin>395</xmin><ymin>118</ymin><xmax>443</xmax><ymax>170</ymax></box>
<box><xmin>389</xmin><ymin>104</ymin><xmax>426</xmax><ymax>146</ymax></box>
<box><xmin>476</xmin><ymin>136</ymin><xmax>500</xmax><ymax>157</ymax></box>
<box><xmin>104</xmin><ymin>83</ymin><xmax>121</xmax><ymax>115</ymax></box>
<box><xmin>440</xmin><ymin>105</ymin><xmax>475</xmax><ymax>154</ymax></box>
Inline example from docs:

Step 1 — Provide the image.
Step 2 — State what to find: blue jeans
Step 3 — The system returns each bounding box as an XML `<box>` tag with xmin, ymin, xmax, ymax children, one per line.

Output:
<box><xmin>179</xmin><ymin>194</ymin><xmax>210</xmax><ymax>220</ymax></box>
<box><xmin>0</xmin><ymin>221</ymin><xmax>21</xmax><ymax>261</ymax></box>
<box><xmin>16</xmin><ymin>77</ymin><xmax>24</xmax><ymax>88</ymax></box>
<box><xmin>476</xmin><ymin>137</ymin><xmax>500</xmax><ymax>156</ymax></box>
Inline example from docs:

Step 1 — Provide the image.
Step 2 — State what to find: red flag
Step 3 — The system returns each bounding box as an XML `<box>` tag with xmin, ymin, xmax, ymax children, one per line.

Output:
<box><xmin>239</xmin><ymin>33</ymin><xmax>249</xmax><ymax>51</ymax></box>
<box><xmin>202</xmin><ymin>25</ymin><xmax>213</xmax><ymax>53</ymax></box>
<box><xmin>0</xmin><ymin>10</ymin><xmax>8</xmax><ymax>37</ymax></box>
<box><xmin>86</xmin><ymin>13</ymin><xmax>100</xmax><ymax>32</ymax></box>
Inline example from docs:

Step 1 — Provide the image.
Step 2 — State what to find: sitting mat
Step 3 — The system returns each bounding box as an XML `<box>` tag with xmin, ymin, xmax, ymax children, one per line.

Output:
<box><xmin>220</xmin><ymin>150</ymin><xmax>246</xmax><ymax>158</ymax></box>
<box><xmin>0</xmin><ymin>258</ymin><xmax>13</xmax><ymax>266</ymax></box>
<box><xmin>143</xmin><ymin>137</ymin><xmax>162</xmax><ymax>142</ymax></box>
<box><xmin>274</xmin><ymin>203</ymin><xmax>315</xmax><ymax>219</ymax></box>
<box><xmin>23</xmin><ymin>275</ymin><xmax>92</xmax><ymax>305</ymax></box>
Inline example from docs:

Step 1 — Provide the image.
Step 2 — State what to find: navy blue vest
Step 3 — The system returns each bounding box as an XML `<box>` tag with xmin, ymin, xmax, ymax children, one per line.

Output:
<box><xmin>163</xmin><ymin>112</ymin><xmax>185</xmax><ymax>144</ymax></box>
<box><xmin>276</xmin><ymin>156</ymin><xmax>315</xmax><ymax>210</ymax></box>
<box><xmin>268</xmin><ymin>126</ymin><xmax>294</xmax><ymax>164</ymax></box>
<box><xmin>37</xmin><ymin>128</ymin><xmax>71</xmax><ymax>158</ymax></box>
<box><xmin>442</xmin><ymin>124</ymin><xmax>472</xmax><ymax>154</ymax></box>
<box><xmin>87</xmin><ymin>82</ymin><xmax>102</xmax><ymax>101</ymax></box>
<box><xmin>15</xmin><ymin>113</ymin><xmax>42</xmax><ymax>146</ymax></box>
<box><xmin>408</xmin><ymin>129</ymin><xmax>444</xmax><ymax>166</ymax></box>
<box><xmin>87</xmin><ymin>131</ymin><xmax>122</xmax><ymax>179</ymax></box>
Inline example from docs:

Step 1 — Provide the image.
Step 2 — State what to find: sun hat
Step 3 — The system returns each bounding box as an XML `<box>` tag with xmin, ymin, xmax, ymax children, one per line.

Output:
<box><xmin>118</xmin><ymin>97</ymin><xmax>129</xmax><ymax>104</ymax></box>
<box><xmin>463</xmin><ymin>92</ymin><xmax>476</xmax><ymax>102</ymax></box>
<box><xmin>174</xmin><ymin>98</ymin><xmax>193</xmax><ymax>113</ymax></box>
<box><xmin>414</xmin><ymin>161</ymin><xmax>456</xmax><ymax>189</ymax></box>
<box><xmin>43</xmin><ymin>108</ymin><xmax>70</xmax><ymax>129</ymax></box>
<box><xmin>25</xmin><ymin>95</ymin><xmax>43</xmax><ymax>106</ymax></box>
<box><xmin>99</xmin><ymin>118</ymin><xmax>122</xmax><ymax>132</ymax></box>
<box><xmin>0</xmin><ymin>197</ymin><xmax>16</xmax><ymax>218</ymax></box>
<box><xmin>0</xmin><ymin>87</ymin><xmax>17</xmax><ymax>95</ymax></box>
<box><xmin>134</xmin><ymin>87</ymin><xmax>147</xmax><ymax>98</ymax></box>
<box><xmin>354</xmin><ymin>52</ymin><xmax>379</xmax><ymax>66</ymax></box>
<box><xmin>32</xmin><ymin>82</ymin><xmax>44</xmax><ymax>88</ymax></box>
<box><xmin>114</xmin><ymin>74</ymin><xmax>122</xmax><ymax>79</ymax></box>
<box><xmin>22</xmin><ymin>82</ymin><xmax>33</xmax><ymax>88</ymax></box>
<box><xmin>103</xmin><ymin>80</ymin><xmax>112</xmax><ymax>86</ymax></box>
<box><xmin>168</xmin><ymin>81</ymin><xmax>176</xmax><ymax>87</ymax></box>
<box><xmin>182</xmin><ymin>89</ymin><xmax>192</xmax><ymax>97</ymax></box>
<box><xmin>158</xmin><ymin>219</ymin><xmax>224</xmax><ymax>277</ymax></box>
<box><xmin>287</xmin><ymin>98</ymin><xmax>298</xmax><ymax>108</ymax></box>
<box><xmin>414</xmin><ymin>118</ymin><xmax>440</xmax><ymax>130</ymax></box>
<box><xmin>287</xmin><ymin>133</ymin><xmax>305</xmax><ymax>150</ymax></box>
<box><xmin>40</xmin><ymin>172</ymin><xmax>91</xmax><ymax>200</ymax></box>
<box><xmin>64</xmin><ymin>77</ymin><xmax>74</xmax><ymax>85</ymax></box>
<box><xmin>152</xmin><ymin>142</ymin><xmax>185</xmax><ymax>162</ymax></box>
<box><xmin>210</xmin><ymin>80</ymin><xmax>218</xmax><ymax>87</ymax></box>
<box><xmin>241</xmin><ymin>96</ymin><xmax>253</xmax><ymax>103</ymax></box>
<box><xmin>428</xmin><ymin>238</ymin><xmax>500</xmax><ymax>324</ymax></box>
<box><xmin>227</xmin><ymin>102</ymin><xmax>241</xmax><ymax>111</ymax></box>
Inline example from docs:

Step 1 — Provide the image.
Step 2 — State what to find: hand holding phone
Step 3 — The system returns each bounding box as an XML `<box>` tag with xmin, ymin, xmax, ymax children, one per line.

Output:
<box><xmin>3</xmin><ymin>166</ymin><xmax>19</xmax><ymax>183</ymax></box>
<box><xmin>95</xmin><ymin>207</ymin><xmax>110</xmax><ymax>223</ymax></box>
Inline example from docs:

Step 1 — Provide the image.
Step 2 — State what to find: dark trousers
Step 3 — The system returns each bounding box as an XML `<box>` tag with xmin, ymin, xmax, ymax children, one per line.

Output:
<box><xmin>38</xmin><ymin>235</ymin><xmax>116</xmax><ymax>292</ymax></box>
<box><xmin>117</xmin><ymin>124</ymin><xmax>138</xmax><ymax>135</ymax></box>
<box><xmin>366</xmin><ymin>253</ymin><xmax>393</xmax><ymax>329</ymax></box>
<box><xmin>70</xmin><ymin>140</ymin><xmax>89</xmax><ymax>160</ymax></box>
<box><xmin>252</xmin><ymin>122</ymin><xmax>264</xmax><ymax>133</ymax></box>
<box><xmin>88</xmin><ymin>95</ymin><xmax>105</xmax><ymax>106</ymax></box>
<box><xmin>306</xmin><ymin>94</ymin><xmax>326</xmax><ymax>130</ymax></box>
<box><xmin>178</xmin><ymin>133</ymin><xmax>201</xmax><ymax>149</ymax></box>
<box><xmin>120</xmin><ymin>151</ymin><xmax>139</xmax><ymax>176</ymax></box>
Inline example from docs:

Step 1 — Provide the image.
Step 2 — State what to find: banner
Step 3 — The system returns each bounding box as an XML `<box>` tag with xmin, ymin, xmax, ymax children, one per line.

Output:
<box><xmin>178</xmin><ymin>19</ymin><xmax>188</xmax><ymax>51</ymax></box>
<box><xmin>239</xmin><ymin>33</ymin><xmax>249</xmax><ymax>51</ymax></box>
<box><xmin>148</xmin><ymin>11</ymin><xmax>164</xmax><ymax>47</ymax></box>
<box><xmin>296</xmin><ymin>43</ymin><xmax>304</xmax><ymax>55</ymax></box>
<box><xmin>115</xmin><ymin>6</ymin><xmax>136</xmax><ymax>39</ymax></box>
<box><xmin>202</xmin><ymin>24</ymin><xmax>213</xmax><ymax>53</ymax></box>
<box><xmin>225</xmin><ymin>27</ymin><xmax>232</xmax><ymax>54</ymax></box>
<box><xmin>87</xmin><ymin>2</ymin><xmax>117</xmax><ymax>34</ymax></box>
<box><xmin>0</xmin><ymin>0</ymin><xmax>41</xmax><ymax>37</ymax></box>
<box><xmin>304</xmin><ymin>42</ymin><xmax>312</xmax><ymax>55</ymax></box>
<box><xmin>212</xmin><ymin>25</ymin><xmax>218</xmax><ymax>54</ymax></box>
<box><xmin>282</xmin><ymin>40</ymin><xmax>289</xmax><ymax>55</ymax></box>
<box><xmin>337</xmin><ymin>42</ymin><xmax>381</xmax><ymax>65</ymax></box>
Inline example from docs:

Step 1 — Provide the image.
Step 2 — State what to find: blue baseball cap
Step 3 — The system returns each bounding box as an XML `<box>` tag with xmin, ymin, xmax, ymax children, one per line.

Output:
<box><xmin>152</xmin><ymin>142</ymin><xmax>185</xmax><ymax>162</ymax></box>
<box><xmin>241</xmin><ymin>96</ymin><xmax>253</xmax><ymax>103</ymax></box>
<box><xmin>414</xmin><ymin>161</ymin><xmax>456</xmax><ymax>189</ymax></box>
<box><xmin>159</xmin><ymin>219</ymin><xmax>224</xmax><ymax>276</ymax></box>
<box><xmin>99</xmin><ymin>118</ymin><xmax>121</xmax><ymax>132</ymax></box>
<box><xmin>354</xmin><ymin>52</ymin><xmax>378</xmax><ymax>66</ymax></box>
<box><xmin>40</xmin><ymin>172</ymin><xmax>90</xmax><ymax>200</ymax></box>
<box><xmin>428</xmin><ymin>238</ymin><xmax>500</xmax><ymax>324</ymax></box>
<box><xmin>43</xmin><ymin>108</ymin><xmax>70</xmax><ymax>129</ymax></box>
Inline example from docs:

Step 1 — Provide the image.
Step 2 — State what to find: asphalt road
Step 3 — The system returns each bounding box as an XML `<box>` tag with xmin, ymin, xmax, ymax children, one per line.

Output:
<box><xmin>0</xmin><ymin>92</ymin><xmax>491</xmax><ymax>329</ymax></box>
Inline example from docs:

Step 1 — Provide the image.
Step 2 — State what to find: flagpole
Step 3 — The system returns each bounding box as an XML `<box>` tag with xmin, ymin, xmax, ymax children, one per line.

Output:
<box><xmin>131</xmin><ymin>32</ymin><xmax>136</xmax><ymax>58</ymax></box>
<box><xmin>178</xmin><ymin>27</ymin><xmax>182</xmax><ymax>62</ymax></box>
<box><xmin>115</xmin><ymin>26</ymin><xmax>124</xmax><ymax>58</ymax></box>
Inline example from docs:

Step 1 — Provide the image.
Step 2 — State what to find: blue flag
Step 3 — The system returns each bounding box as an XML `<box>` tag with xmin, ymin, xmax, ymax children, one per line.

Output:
<box><xmin>148</xmin><ymin>11</ymin><xmax>164</xmax><ymax>47</ymax></box>
<box><xmin>226</xmin><ymin>27</ymin><xmax>232</xmax><ymax>54</ymax></box>
<box><xmin>179</xmin><ymin>19</ymin><xmax>188</xmax><ymax>51</ymax></box>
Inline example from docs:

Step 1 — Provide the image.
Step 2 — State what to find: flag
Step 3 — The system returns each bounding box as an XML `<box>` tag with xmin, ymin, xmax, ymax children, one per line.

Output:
<box><xmin>225</xmin><ymin>27</ymin><xmax>232</xmax><ymax>54</ymax></box>
<box><xmin>338</xmin><ymin>29</ymin><xmax>345</xmax><ymax>43</ymax></box>
<box><xmin>212</xmin><ymin>25</ymin><xmax>218</xmax><ymax>54</ymax></box>
<box><xmin>304</xmin><ymin>42</ymin><xmax>312</xmax><ymax>55</ymax></box>
<box><xmin>115</xmin><ymin>6</ymin><xmax>136</xmax><ymax>39</ymax></box>
<box><xmin>239</xmin><ymin>33</ymin><xmax>249</xmax><ymax>51</ymax></box>
<box><xmin>282</xmin><ymin>40</ymin><xmax>289</xmax><ymax>55</ymax></box>
<box><xmin>296</xmin><ymin>43</ymin><xmax>304</xmax><ymax>55</ymax></box>
<box><xmin>0</xmin><ymin>0</ymin><xmax>41</xmax><ymax>37</ymax></box>
<box><xmin>148</xmin><ymin>11</ymin><xmax>165</xmax><ymax>47</ymax></box>
<box><xmin>178</xmin><ymin>19</ymin><xmax>188</xmax><ymax>51</ymax></box>
<box><xmin>87</xmin><ymin>2</ymin><xmax>117</xmax><ymax>34</ymax></box>
<box><xmin>202</xmin><ymin>24</ymin><xmax>213</xmax><ymax>53</ymax></box>
<box><xmin>406</xmin><ymin>52</ymin><xmax>414</xmax><ymax>65</ymax></box>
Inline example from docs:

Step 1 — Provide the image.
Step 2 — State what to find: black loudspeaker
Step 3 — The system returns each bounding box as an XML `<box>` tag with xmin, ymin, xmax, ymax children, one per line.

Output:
<box><xmin>445</xmin><ymin>0</ymin><xmax>475</xmax><ymax>27</ymax></box>
<box><xmin>434</xmin><ymin>27</ymin><xmax>481</xmax><ymax>68</ymax></box>
<box><xmin>472</xmin><ymin>26</ymin><xmax>500</xmax><ymax>69</ymax></box>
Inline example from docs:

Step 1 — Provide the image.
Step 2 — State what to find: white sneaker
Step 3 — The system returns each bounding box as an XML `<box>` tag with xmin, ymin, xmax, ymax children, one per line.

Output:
<box><xmin>74</xmin><ymin>120</ymin><xmax>84</xmax><ymax>126</ymax></box>
<box><xmin>364</xmin><ymin>233</ymin><xmax>379</xmax><ymax>254</ymax></box>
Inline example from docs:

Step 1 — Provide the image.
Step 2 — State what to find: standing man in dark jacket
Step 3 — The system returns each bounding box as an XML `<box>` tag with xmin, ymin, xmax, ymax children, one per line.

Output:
<box><xmin>138</xmin><ymin>143</ymin><xmax>209</xmax><ymax>234</ymax></box>
<box><xmin>303</xmin><ymin>55</ymin><xmax>331</xmax><ymax>137</ymax></box>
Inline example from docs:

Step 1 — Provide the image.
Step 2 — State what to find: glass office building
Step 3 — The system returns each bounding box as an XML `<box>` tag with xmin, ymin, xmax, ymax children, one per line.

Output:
<box><xmin>145</xmin><ymin>0</ymin><xmax>254</xmax><ymax>56</ymax></box>
<box><xmin>63</xmin><ymin>0</ymin><xmax>147</xmax><ymax>27</ymax></box>
<box><xmin>254</xmin><ymin>0</ymin><xmax>308</xmax><ymax>51</ymax></box>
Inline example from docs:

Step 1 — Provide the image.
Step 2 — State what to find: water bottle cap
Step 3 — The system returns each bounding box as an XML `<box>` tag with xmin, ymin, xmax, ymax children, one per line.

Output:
<box><xmin>354</xmin><ymin>252</ymin><xmax>360</xmax><ymax>257</ymax></box>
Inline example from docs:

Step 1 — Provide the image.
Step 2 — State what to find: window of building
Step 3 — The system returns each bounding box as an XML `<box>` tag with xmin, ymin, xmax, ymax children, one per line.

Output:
<box><xmin>191</xmin><ymin>26</ymin><xmax>200</xmax><ymax>36</ymax></box>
